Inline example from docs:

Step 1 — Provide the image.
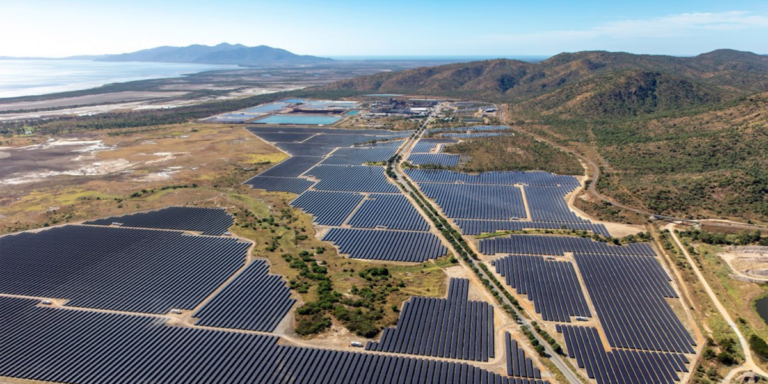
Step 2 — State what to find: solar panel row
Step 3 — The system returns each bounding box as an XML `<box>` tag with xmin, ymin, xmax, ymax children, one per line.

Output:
<box><xmin>322</xmin><ymin>147</ymin><xmax>400</xmax><ymax>165</ymax></box>
<box><xmin>84</xmin><ymin>206</ymin><xmax>234</xmax><ymax>236</ymax></box>
<box><xmin>251</xmin><ymin>132</ymin><xmax>316</xmax><ymax>143</ymax></box>
<box><xmin>492</xmin><ymin>255</ymin><xmax>590</xmax><ymax>322</ymax></box>
<box><xmin>411</xmin><ymin>139</ymin><xmax>457</xmax><ymax>153</ymax></box>
<box><xmin>442</xmin><ymin>132</ymin><xmax>513</xmax><ymax>139</ymax></box>
<box><xmin>419</xmin><ymin>183</ymin><xmax>527</xmax><ymax>220</ymax></box>
<box><xmin>366</xmin><ymin>279</ymin><xmax>495</xmax><ymax>362</ymax></box>
<box><xmin>574</xmin><ymin>253</ymin><xmax>695</xmax><ymax>354</ymax></box>
<box><xmin>243</xmin><ymin>176</ymin><xmax>316</xmax><ymax>194</ymax></box>
<box><xmin>505</xmin><ymin>333</ymin><xmax>542</xmax><ymax>379</ymax></box>
<box><xmin>407</xmin><ymin>153</ymin><xmax>460</xmax><ymax>167</ymax></box>
<box><xmin>292</xmin><ymin>191</ymin><xmax>365</xmax><ymax>226</ymax></box>
<box><xmin>347</xmin><ymin>194</ymin><xmax>429</xmax><ymax>231</ymax></box>
<box><xmin>405</xmin><ymin>169</ymin><xmax>580</xmax><ymax>188</ymax></box>
<box><xmin>193</xmin><ymin>260</ymin><xmax>295</xmax><ymax>332</ymax></box>
<box><xmin>258</xmin><ymin>156</ymin><xmax>323</xmax><ymax>178</ymax></box>
<box><xmin>479</xmin><ymin>235</ymin><xmax>656</xmax><ymax>257</ymax></box>
<box><xmin>525</xmin><ymin>185</ymin><xmax>586</xmax><ymax>223</ymax></box>
<box><xmin>307</xmin><ymin>165</ymin><xmax>399</xmax><ymax>193</ymax></box>
<box><xmin>429</xmin><ymin>125</ymin><xmax>510</xmax><ymax>134</ymax></box>
<box><xmin>454</xmin><ymin>219</ymin><xmax>611</xmax><ymax>238</ymax></box>
<box><xmin>0</xmin><ymin>225</ymin><xmax>248</xmax><ymax>314</ymax></box>
<box><xmin>0</xmin><ymin>297</ymin><xmax>543</xmax><ymax>384</ymax></box>
<box><xmin>323</xmin><ymin>228</ymin><xmax>447</xmax><ymax>262</ymax></box>
<box><xmin>557</xmin><ymin>325</ymin><xmax>689</xmax><ymax>384</ymax></box>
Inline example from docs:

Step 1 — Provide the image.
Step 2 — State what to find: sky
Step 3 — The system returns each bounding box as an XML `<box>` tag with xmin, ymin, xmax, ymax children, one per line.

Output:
<box><xmin>2</xmin><ymin>0</ymin><xmax>768</xmax><ymax>58</ymax></box>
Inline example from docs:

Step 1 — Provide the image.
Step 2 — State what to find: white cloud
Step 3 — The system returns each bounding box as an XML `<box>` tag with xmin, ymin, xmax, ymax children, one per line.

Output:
<box><xmin>481</xmin><ymin>11</ymin><xmax>768</xmax><ymax>43</ymax></box>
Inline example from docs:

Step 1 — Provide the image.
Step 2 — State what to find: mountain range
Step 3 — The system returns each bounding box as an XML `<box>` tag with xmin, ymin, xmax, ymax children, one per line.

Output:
<box><xmin>324</xmin><ymin>49</ymin><xmax>768</xmax><ymax>117</ymax></box>
<box><xmin>0</xmin><ymin>44</ymin><xmax>333</xmax><ymax>67</ymax></box>
<box><xmin>96</xmin><ymin>43</ymin><xmax>332</xmax><ymax>66</ymax></box>
<box><xmin>323</xmin><ymin>49</ymin><xmax>768</xmax><ymax>223</ymax></box>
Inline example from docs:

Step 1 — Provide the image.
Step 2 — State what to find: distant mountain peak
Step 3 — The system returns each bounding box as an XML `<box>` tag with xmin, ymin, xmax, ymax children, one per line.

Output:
<box><xmin>96</xmin><ymin>43</ymin><xmax>331</xmax><ymax>67</ymax></box>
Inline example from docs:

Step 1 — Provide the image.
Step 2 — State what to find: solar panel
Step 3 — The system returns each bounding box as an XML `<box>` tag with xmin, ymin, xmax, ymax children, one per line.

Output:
<box><xmin>407</xmin><ymin>153</ymin><xmax>460</xmax><ymax>167</ymax></box>
<box><xmin>480</xmin><ymin>235</ymin><xmax>656</xmax><ymax>257</ymax></box>
<box><xmin>84</xmin><ymin>206</ymin><xmax>234</xmax><ymax>235</ymax></box>
<box><xmin>558</xmin><ymin>325</ymin><xmax>689</xmax><ymax>384</ymax></box>
<box><xmin>0</xmin><ymin>225</ymin><xmax>248</xmax><ymax>314</ymax></box>
<box><xmin>505</xmin><ymin>333</ymin><xmax>542</xmax><ymax>379</ymax></box>
<box><xmin>243</xmin><ymin>176</ymin><xmax>316</xmax><ymax>194</ymax></box>
<box><xmin>455</xmin><ymin>219</ymin><xmax>611</xmax><ymax>237</ymax></box>
<box><xmin>306</xmin><ymin>165</ymin><xmax>399</xmax><ymax>193</ymax></box>
<box><xmin>493</xmin><ymin>255</ymin><xmax>590</xmax><ymax>322</ymax></box>
<box><xmin>366</xmin><ymin>279</ymin><xmax>495</xmax><ymax>362</ymax></box>
<box><xmin>574</xmin><ymin>253</ymin><xmax>695</xmax><ymax>353</ymax></box>
<box><xmin>292</xmin><ymin>191</ymin><xmax>365</xmax><ymax>226</ymax></box>
<box><xmin>419</xmin><ymin>183</ymin><xmax>527</xmax><ymax>220</ymax></box>
<box><xmin>0</xmin><ymin>296</ymin><xmax>544</xmax><ymax>384</ymax></box>
<box><xmin>323</xmin><ymin>228</ymin><xmax>447</xmax><ymax>262</ymax></box>
<box><xmin>193</xmin><ymin>260</ymin><xmax>295</xmax><ymax>332</ymax></box>
<box><xmin>347</xmin><ymin>194</ymin><xmax>429</xmax><ymax>231</ymax></box>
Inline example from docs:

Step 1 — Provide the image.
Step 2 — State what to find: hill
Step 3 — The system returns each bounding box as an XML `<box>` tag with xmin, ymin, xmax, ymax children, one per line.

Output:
<box><xmin>326</xmin><ymin>50</ymin><xmax>768</xmax><ymax>223</ymax></box>
<box><xmin>326</xmin><ymin>49</ymin><xmax>768</xmax><ymax>117</ymax></box>
<box><xmin>97</xmin><ymin>43</ymin><xmax>333</xmax><ymax>67</ymax></box>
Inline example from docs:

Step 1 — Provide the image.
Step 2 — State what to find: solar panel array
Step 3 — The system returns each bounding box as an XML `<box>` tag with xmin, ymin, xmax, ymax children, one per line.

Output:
<box><xmin>443</xmin><ymin>132</ymin><xmax>513</xmax><ymax>139</ymax></box>
<box><xmin>574</xmin><ymin>253</ymin><xmax>695</xmax><ymax>353</ymax></box>
<box><xmin>84</xmin><ymin>206</ymin><xmax>234</xmax><ymax>236</ymax></box>
<box><xmin>557</xmin><ymin>325</ymin><xmax>690</xmax><ymax>384</ymax></box>
<box><xmin>0</xmin><ymin>296</ymin><xmax>537</xmax><ymax>384</ymax></box>
<box><xmin>455</xmin><ymin>220</ymin><xmax>611</xmax><ymax>238</ymax></box>
<box><xmin>258</xmin><ymin>156</ymin><xmax>323</xmax><ymax>177</ymax></box>
<box><xmin>419</xmin><ymin>183</ymin><xmax>527</xmax><ymax>220</ymax></box>
<box><xmin>411</xmin><ymin>138</ymin><xmax>457</xmax><ymax>153</ymax></box>
<box><xmin>245</xmin><ymin>127</ymin><xmax>410</xmax><ymax>196</ymax></box>
<box><xmin>306</xmin><ymin>165</ymin><xmax>399</xmax><ymax>193</ymax></box>
<box><xmin>429</xmin><ymin>125</ymin><xmax>510</xmax><ymax>134</ymax></box>
<box><xmin>479</xmin><ymin>235</ymin><xmax>656</xmax><ymax>257</ymax></box>
<box><xmin>407</xmin><ymin>153</ymin><xmax>460</xmax><ymax>167</ymax></box>
<box><xmin>193</xmin><ymin>260</ymin><xmax>294</xmax><ymax>332</ymax></box>
<box><xmin>404</xmin><ymin>169</ymin><xmax>580</xmax><ymax>189</ymax></box>
<box><xmin>524</xmin><ymin>185</ymin><xmax>585</xmax><ymax>223</ymax></box>
<box><xmin>0</xmin><ymin>225</ymin><xmax>248</xmax><ymax>314</ymax></box>
<box><xmin>243</xmin><ymin>126</ymin><xmax>452</xmax><ymax>262</ymax></box>
<box><xmin>323</xmin><ymin>228</ymin><xmax>447</xmax><ymax>262</ymax></box>
<box><xmin>244</xmin><ymin>176</ymin><xmax>316</xmax><ymax>194</ymax></box>
<box><xmin>492</xmin><ymin>255</ymin><xmax>590</xmax><ymax>322</ymax></box>
<box><xmin>322</xmin><ymin>147</ymin><xmax>400</xmax><ymax>165</ymax></box>
<box><xmin>292</xmin><ymin>191</ymin><xmax>365</xmax><ymax>226</ymax></box>
<box><xmin>251</xmin><ymin>132</ymin><xmax>315</xmax><ymax>143</ymax></box>
<box><xmin>366</xmin><ymin>279</ymin><xmax>495</xmax><ymax>362</ymax></box>
<box><xmin>505</xmin><ymin>333</ymin><xmax>542</xmax><ymax>379</ymax></box>
<box><xmin>347</xmin><ymin>194</ymin><xmax>429</xmax><ymax>231</ymax></box>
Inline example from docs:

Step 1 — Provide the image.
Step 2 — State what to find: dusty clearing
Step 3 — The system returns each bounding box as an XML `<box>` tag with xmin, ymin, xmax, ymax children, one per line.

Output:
<box><xmin>0</xmin><ymin>91</ymin><xmax>187</xmax><ymax>111</ymax></box>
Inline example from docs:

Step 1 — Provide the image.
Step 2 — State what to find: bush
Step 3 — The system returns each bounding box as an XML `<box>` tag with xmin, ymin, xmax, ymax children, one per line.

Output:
<box><xmin>750</xmin><ymin>334</ymin><xmax>768</xmax><ymax>359</ymax></box>
<box><xmin>716</xmin><ymin>352</ymin><xmax>735</xmax><ymax>365</ymax></box>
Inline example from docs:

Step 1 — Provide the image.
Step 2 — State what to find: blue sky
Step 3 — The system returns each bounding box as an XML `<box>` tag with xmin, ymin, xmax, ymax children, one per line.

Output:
<box><xmin>2</xmin><ymin>0</ymin><xmax>767</xmax><ymax>57</ymax></box>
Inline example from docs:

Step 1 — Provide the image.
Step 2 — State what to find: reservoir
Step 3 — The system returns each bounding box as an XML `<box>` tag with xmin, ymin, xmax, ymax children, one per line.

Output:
<box><xmin>254</xmin><ymin>115</ymin><xmax>342</xmax><ymax>125</ymax></box>
<box><xmin>755</xmin><ymin>296</ymin><xmax>768</xmax><ymax>325</ymax></box>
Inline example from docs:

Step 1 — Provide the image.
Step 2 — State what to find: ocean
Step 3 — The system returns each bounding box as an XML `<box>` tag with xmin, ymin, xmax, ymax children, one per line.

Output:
<box><xmin>0</xmin><ymin>60</ymin><xmax>234</xmax><ymax>99</ymax></box>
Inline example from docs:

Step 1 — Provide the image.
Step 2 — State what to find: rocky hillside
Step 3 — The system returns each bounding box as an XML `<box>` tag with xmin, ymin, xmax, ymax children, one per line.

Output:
<box><xmin>326</xmin><ymin>49</ymin><xmax>768</xmax><ymax>117</ymax></box>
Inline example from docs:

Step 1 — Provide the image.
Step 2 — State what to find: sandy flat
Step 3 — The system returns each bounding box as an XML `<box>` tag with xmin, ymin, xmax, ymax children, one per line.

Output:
<box><xmin>0</xmin><ymin>91</ymin><xmax>187</xmax><ymax>111</ymax></box>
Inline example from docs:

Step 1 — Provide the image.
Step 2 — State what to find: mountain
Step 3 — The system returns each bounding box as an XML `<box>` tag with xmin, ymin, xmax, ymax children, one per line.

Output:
<box><xmin>96</xmin><ymin>43</ymin><xmax>333</xmax><ymax>67</ymax></box>
<box><xmin>325</xmin><ymin>49</ymin><xmax>768</xmax><ymax>117</ymax></box>
<box><xmin>325</xmin><ymin>49</ymin><xmax>768</xmax><ymax>223</ymax></box>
